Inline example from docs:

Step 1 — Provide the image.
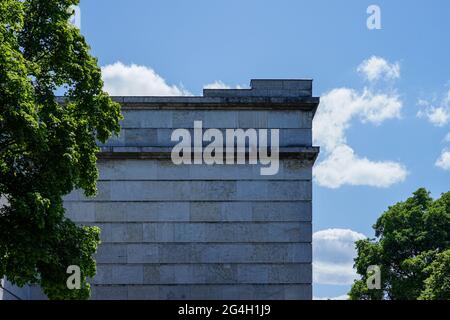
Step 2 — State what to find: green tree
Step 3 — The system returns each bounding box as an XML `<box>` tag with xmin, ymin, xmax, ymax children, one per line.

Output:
<box><xmin>349</xmin><ymin>189</ymin><xmax>450</xmax><ymax>300</ymax></box>
<box><xmin>419</xmin><ymin>249</ymin><xmax>450</xmax><ymax>300</ymax></box>
<box><xmin>0</xmin><ymin>0</ymin><xmax>121</xmax><ymax>299</ymax></box>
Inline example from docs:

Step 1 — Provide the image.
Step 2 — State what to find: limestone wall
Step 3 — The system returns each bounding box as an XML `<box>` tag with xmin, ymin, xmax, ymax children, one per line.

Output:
<box><xmin>65</xmin><ymin>159</ymin><xmax>313</xmax><ymax>299</ymax></box>
<box><xmin>21</xmin><ymin>79</ymin><xmax>319</xmax><ymax>300</ymax></box>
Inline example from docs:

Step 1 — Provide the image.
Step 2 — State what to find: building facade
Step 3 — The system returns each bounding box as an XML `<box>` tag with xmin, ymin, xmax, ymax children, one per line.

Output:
<box><xmin>2</xmin><ymin>79</ymin><xmax>319</xmax><ymax>300</ymax></box>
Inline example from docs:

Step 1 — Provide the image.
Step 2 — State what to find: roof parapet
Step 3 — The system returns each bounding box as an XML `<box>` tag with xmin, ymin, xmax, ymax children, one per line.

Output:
<box><xmin>203</xmin><ymin>79</ymin><xmax>313</xmax><ymax>98</ymax></box>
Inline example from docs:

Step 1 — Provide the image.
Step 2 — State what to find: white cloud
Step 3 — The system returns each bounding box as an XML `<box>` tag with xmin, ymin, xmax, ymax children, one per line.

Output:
<box><xmin>203</xmin><ymin>80</ymin><xmax>244</xmax><ymax>90</ymax></box>
<box><xmin>417</xmin><ymin>91</ymin><xmax>450</xmax><ymax>127</ymax></box>
<box><xmin>357</xmin><ymin>56</ymin><xmax>400</xmax><ymax>82</ymax></box>
<box><xmin>436</xmin><ymin>150</ymin><xmax>450</xmax><ymax>170</ymax></box>
<box><xmin>314</xmin><ymin>295</ymin><xmax>349</xmax><ymax>300</ymax></box>
<box><xmin>101</xmin><ymin>62</ymin><xmax>190</xmax><ymax>96</ymax></box>
<box><xmin>314</xmin><ymin>145</ymin><xmax>408</xmax><ymax>189</ymax></box>
<box><xmin>417</xmin><ymin>106</ymin><xmax>450</xmax><ymax>127</ymax></box>
<box><xmin>312</xmin><ymin>71</ymin><xmax>407</xmax><ymax>188</ymax></box>
<box><xmin>417</xmin><ymin>90</ymin><xmax>450</xmax><ymax>170</ymax></box>
<box><xmin>313</xmin><ymin>229</ymin><xmax>366</xmax><ymax>285</ymax></box>
<box><xmin>313</xmin><ymin>87</ymin><xmax>402</xmax><ymax>152</ymax></box>
<box><xmin>204</xmin><ymin>80</ymin><xmax>231</xmax><ymax>89</ymax></box>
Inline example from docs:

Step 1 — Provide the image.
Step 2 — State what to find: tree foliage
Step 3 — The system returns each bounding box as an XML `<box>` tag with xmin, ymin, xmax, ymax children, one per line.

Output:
<box><xmin>349</xmin><ymin>188</ymin><xmax>450</xmax><ymax>300</ymax></box>
<box><xmin>419</xmin><ymin>250</ymin><xmax>450</xmax><ymax>300</ymax></box>
<box><xmin>0</xmin><ymin>0</ymin><xmax>121</xmax><ymax>299</ymax></box>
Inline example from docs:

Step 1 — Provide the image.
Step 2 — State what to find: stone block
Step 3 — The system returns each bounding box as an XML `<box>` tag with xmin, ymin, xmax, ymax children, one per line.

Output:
<box><xmin>127</xmin><ymin>285</ymin><xmax>159</xmax><ymax>299</ymax></box>
<box><xmin>98</xmin><ymin>159</ymin><xmax>157</xmax><ymax>180</ymax></box>
<box><xmin>121</xmin><ymin>110</ymin><xmax>173</xmax><ymax>129</ymax></box>
<box><xmin>283</xmin><ymin>284</ymin><xmax>312</xmax><ymax>300</ymax></box>
<box><xmin>236</xmin><ymin>181</ymin><xmax>311</xmax><ymax>201</ymax></box>
<box><xmin>127</xmin><ymin>244</ymin><xmax>159</xmax><ymax>264</ymax></box>
<box><xmin>192</xmin><ymin>264</ymin><xmax>236</xmax><ymax>284</ymax></box>
<box><xmin>143</xmin><ymin>265</ymin><xmax>161</xmax><ymax>283</ymax></box>
<box><xmin>204</xmin><ymin>111</ymin><xmax>238</xmax><ymax>128</ymax></box>
<box><xmin>267</xmin><ymin>264</ymin><xmax>311</xmax><ymax>283</ymax></box>
<box><xmin>125</xmin><ymin>202</ymin><xmax>190</xmax><ymax>222</ymax></box>
<box><xmin>96</xmin><ymin>244</ymin><xmax>127</xmax><ymax>263</ymax></box>
<box><xmin>91</xmin><ymin>285</ymin><xmax>128</xmax><ymax>300</ymax></box>
<box><xmin>189</xmin><ymin>202</ymin><xmax>223</xmax><ymax>221</ymax></box>
<box><xmin>282</xmin><ymin>80</ymin><xmax>312</xmax><ymax>91</ymax></box>
<box><xmin>111</xmin><ymin>265</ymin><xmax>143</xmax><ymax>284</ymax></box>
<box><xmin>237</xmin><ymin>111</ymin><xmax>268</xmax><ymax>128</ymax></box>
<box><xmin>250</xmin><ymin>80</ymin><xmax>284</xmax><ymax>89</ymax></box>
<box><xmin>251</xmin><ymin>201</ymin><xmax>312</xmax><ymax>221</ymax></box>
<box><xmin>280</xmin><ymin>129</ymin><xmax>311</xmax><ymax>146</ymax></box>
<box><xmin>124</xmin><ymin>128</ymin><xmax>158</xmax><ymax>146</ymax></box>
<box><xmin>276</xmin><ymin>110</ymin><xmax>311</xmax><ymax>129</ymax></box>
<box><xmin>97</xmin><ymin>223</ymin><xmax>143</xmax><ymax>243</ymax></box>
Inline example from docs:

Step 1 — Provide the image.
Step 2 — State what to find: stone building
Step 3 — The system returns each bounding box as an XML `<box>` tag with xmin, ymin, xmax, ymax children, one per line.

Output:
<box><xmin>2</xmin><ymin>79</ymin><xmax>319</xmax><ymax>300</ymax></box>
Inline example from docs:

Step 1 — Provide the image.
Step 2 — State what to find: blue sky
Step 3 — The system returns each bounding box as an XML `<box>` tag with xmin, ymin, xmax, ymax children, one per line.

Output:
<box><xmin>77</xmin><ymin>0</ymin><xmax>450</xmax><ymax>299</ymax></box>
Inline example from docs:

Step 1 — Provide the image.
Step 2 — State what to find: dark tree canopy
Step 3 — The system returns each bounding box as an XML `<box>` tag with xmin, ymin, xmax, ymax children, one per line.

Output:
<box><xmin>0</xmin><ymin>0</ymin><xmax>121</xmax><ymax>299</ymax></box>
<box><xmin>349</xmin><ymin>188</ymin><xmax>450</xmax><ymax>300</ymax></box>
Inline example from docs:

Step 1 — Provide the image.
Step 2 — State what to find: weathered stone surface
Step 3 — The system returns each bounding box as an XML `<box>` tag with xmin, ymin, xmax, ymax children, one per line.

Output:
<box><xmin>203</xmin><ymin>79</ymin><xmax>312</xmax><ymax>98</ymax></box>
<box><xmin>99</xmin><ymin>128</ymin><xmax>311</xmax><ymax>148</ymax></box>
<box><xmin>90</xmin><ymin>284</ymin><xmax>312</xmax><ymax>300</ymax></box>
<box><xmin>91</xmin><ymin>286</ymin><xmax>128</xmax><ymax>300</ymax></box>
<box><xmin>65</xmin><ymin>180</ymin><xmax>311</xmax><ymax>202</ymax></box>
<box><xmin>65</xmin><ymin>201</ymin><xmax>312</xmax><ymax>223</ymax></box>
<box><xmin>96</xmin><ymin>243</ymin><xmax>312</xmax><ymax>264</ymax></box>
<box><xmin>96</xmin><ymin>159</ymin><xmax>312</xmax><ymax>181</ymax></box>
<box><xmin>119</xmin><ymin>110</ymin><xmax>312</xmax><ymax>129</ymax></box>
<box><xmin>90</xmin><ymin>222</ymin><xmax>311</xmax><ymax>243</ymax></box>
